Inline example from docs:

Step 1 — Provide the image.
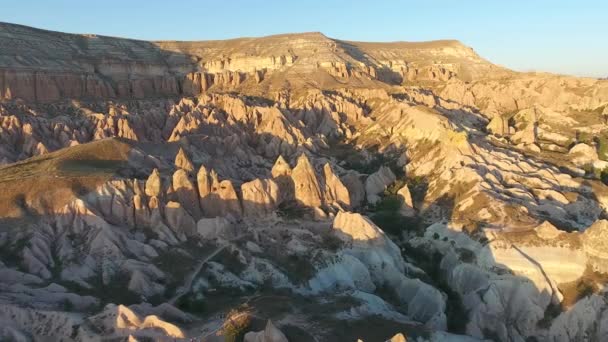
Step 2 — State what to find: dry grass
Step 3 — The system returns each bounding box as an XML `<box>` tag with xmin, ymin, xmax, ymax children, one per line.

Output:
<box><xmin>0</xmin><ymin>138</ymin><xmax>133</xmax><ymax>217</ymax></box>
<box><xmin>558</xmin><ymin>265</ymin><xmax>608</xmax><ymax>309</ymax></box>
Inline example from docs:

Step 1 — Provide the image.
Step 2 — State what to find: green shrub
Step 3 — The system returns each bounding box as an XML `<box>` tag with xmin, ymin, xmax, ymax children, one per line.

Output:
<box><xmin>176</xmin><ymin>293</ymin><xmax>206</xmax><ymax>314</ymax></box>
<box><xmin>598</xmin><ymin>134</ymin><xmax>608</xmax><ymax>161</ymax></box>
<box><xmin>373</xmin><ymin>194</ymin><xmax>402</xmax><ymax>212</ymax></box>
<box><xmin>577</xmin><ymin>131</ymin><xmax>593</xmax><ymax>144</ymax></box>
<box><xmin>321</xmin><ymin>233</ymin><xmax>343</xmax><ymax>252</ymax></box>
<box><xmin>385</xmin><ymin>179</ymin><xmax>407</xmax><ymax>195</ymax></box>
<box><xmin>600</xmin><ymin>167</ymin><xmax>608</xmax><ymax>185</ymax></box>
<box><xmin>277</xmin><ymin>202</ymin><xmax>308</xmax><ymax>219</ymax></box>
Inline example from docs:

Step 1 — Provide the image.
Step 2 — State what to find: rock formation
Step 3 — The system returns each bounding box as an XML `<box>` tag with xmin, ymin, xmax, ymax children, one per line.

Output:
<box><xmin>396</xmin><ymin>185</ymin><xmax>415</xmax><ymax>217</ymax></box>
<box><xmin>365</xmin><ymin>167</ymin><xmax>396</xmax><ymax>204</ymax></box>
<box><xmin>241</xmin><ymin>178</ymin><xmax>280</xmax><ymax>217</ymax></box>
<box><xmin>174</xmin><ymin>147</ymin><xmax>195</xmax><ymax>172</ymax></box>
<box><xmin>323</xmin><ymin>163</ymin><xmax>351</xmax><ymax>209</ymax></box>
<box><xmin>1</xmin><ymin>22</ymin><xmax>608</xmax><ymax>342</ymax></box>
<box><xmin>291</xmin><ymin>154</ymin><xmax>324</xmax><ymax>208</ymax></box>
<box><xmin>243</xmin><ymin>320</ymin><xmax>288</xmax><ymax>342</ymax></box>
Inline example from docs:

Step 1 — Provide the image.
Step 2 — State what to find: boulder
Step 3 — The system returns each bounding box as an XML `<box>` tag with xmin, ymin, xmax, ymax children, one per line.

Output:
<box><xmin>486</xmin><ymin>115</ymin><xmax>510</xmax><ymax>136</ymax></box>
<box><xmin>582</xmin><ymin>220</ymin><xmax>608</xmax><ymax>272</ymax></box>
<box><xmin>569</xmin><ymin>143</ymin><xmax>598</xmax><ymax>167</ymax></box>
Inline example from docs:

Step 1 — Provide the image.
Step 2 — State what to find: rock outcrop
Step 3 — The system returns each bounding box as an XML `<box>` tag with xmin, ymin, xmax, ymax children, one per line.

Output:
<box><xmin>174</xmin><ymin>147</ymin><xmax>195</xmax><ymax>172</ymax></box>
<box><xmin>241</xmin><ymin>178</ymin><xmax>280</xmax><ymax>217</ymax></box>
<box><xmin>365</xmin><ymin>167</ymin><xmax>396</xmax><ymax>204</ymax></box>
<box><xmin>198</xmin><ymin>166</ymin><xmax>242</xmax><ymax>218</ymax></box>
<box><xmin>323</xmin><ymin>163</ymin><xmax>351</xmax><ymax>209</ymax></box>
<box><xmin>396</xmin><ymin>184</ymin><xmax>415</xmax><ymax>217</ymax></box>
<box><xmin>291</xmin><ymin>154</ymin><xmax>323</xmax><ymax>208</ymax></box>
<box><xmin>2</xmin><ymin>21</ymin><xmax>608</xmax><ymax>342</ymax></box>
<box><xmin>172</xmin><ymin>169</ymin><xmax>201</xmax><ymax>219</ymax></box>
<box><xmin>243</xmin><ymin>320</ymin><xmax>288</xmax><ymax>342</ymax></box>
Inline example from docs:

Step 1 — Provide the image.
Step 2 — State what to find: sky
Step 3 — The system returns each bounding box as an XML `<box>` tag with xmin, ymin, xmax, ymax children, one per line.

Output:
<box><xmin>1</xmin><ymin>0</ymin><xmax>606</xmax><ymax>77</ymax></box>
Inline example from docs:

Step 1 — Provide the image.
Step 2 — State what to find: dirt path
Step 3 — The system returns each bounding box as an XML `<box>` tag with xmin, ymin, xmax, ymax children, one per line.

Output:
<box><xmin>169</xmin><ymin>234</ymin><xmax>248</xmax><ymax>305</ymax></box>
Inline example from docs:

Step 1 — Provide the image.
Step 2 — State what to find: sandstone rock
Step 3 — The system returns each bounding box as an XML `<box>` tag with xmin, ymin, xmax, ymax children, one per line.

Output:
<box><xmin>164</xmin><ymin>201</ymin><xmax>196</xmax><ymax>237</ymax></box>
<box><xmin>323</xmin><ymin>163</ymin><xmax>351</xmax><ymax>209</ymax></box>
<box><xmin>145</xmin><ymin>168</ymin><xmax>162</xmax><ymax>197</ymax></box>
<box><xmin>241</xmin><ymin>178</ymin><xmax>280</xmax><ymax>217</ymax></box>
<box><xmin>87</xmin><ymin>304</ymin><xmax>184</xmax><ymax>339</ymax></box>
<box><xmin>174</xmin><ymin>147</ymin><xmax>194</xmax><ymax>172</ymax></box>
<box><xmin>341</xmin><ymin>172</ymin><xmax>365</xmax><ymax>208</ymax></box>
<box><xmin>291</xmin><ymin>154</ymin><xmax>323</xmax><ymax>208</ymax></box>
<box><xmin>243</xmin><ymin>320</ymin><xmax>288</xmax><ymax>342</ymax></box>
<box><xmin>198</xmin><ymin>168</ymin><xmax>242</xmax><ymax>218</ymax></box>
<box><xmin>385</xmin><ymin>333</ymin><xmax>407</xmax><ymax>342</ymax></box>
<box><xmin>197</xmin><ymin>217</ymin><xmax>234</xmax><ymax>240</ymax></box>
<box><xmin>548</xmin><ymin>294</ymin><xmax>608</xmax><ymax>342</ymax></box>
<box><xmin>271</xmin><ymin>155</ymin><xmax>294</xmax><ymax>203</ymax></box>
<box><xmin>197</xmin><ymin>164</ymin><xmax>212</xmax><ymax>198</ymax></box>
<box><xmin>365</xmin><ymin>166</ymin><xmax>396</xmax><ymax>204</ymax></box>
<box><xmin>172</xmin><ymin>169</ymin><xmax>201</xmax><ymax>218</ymax></box>
<box><xmin>569</xmin><ymin>143</ymin><xmax>598</xmax><ymax>167</ymax></box>
<box><xmin>333</xmin><ymin>212</ymin><xmax>446</xmax><ymax>329</ymax></box>
<box><xmin>396</xmin><ymin>184</ymin><xmax>415</xmax><ymax>217</ymax></box>
<box><xmin>271</xmin><ymin>155</ymin><xmax>292</xmax><ymax>178</ymax></box>
<box><xmin>583</xmin><ymin>220</ymin><xmax>608</xmax><ymax>272</ymax></box>
<box><xmin>333</xmin><ymin>211</ymin><xmax>387</xmax><ymax>243</ymax></box>
<box><xmin>533</xmin><ymin>221</ymin><xmax>563</xmax><ymax>240</ymax></box>
<box><xmin>486</xmin><ymin>115</ymin><xmax>510</xmax><ymax>136</ymax></box>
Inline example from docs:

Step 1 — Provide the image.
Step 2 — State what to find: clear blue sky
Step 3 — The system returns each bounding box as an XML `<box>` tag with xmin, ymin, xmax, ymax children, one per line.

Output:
<box><xmin>2</xmin><ymin>0</ymin><xmax>606</xmax><ymax>77</ymax></box>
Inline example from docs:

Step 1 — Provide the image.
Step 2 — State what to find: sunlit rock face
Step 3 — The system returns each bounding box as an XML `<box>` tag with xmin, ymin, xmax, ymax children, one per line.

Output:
<box><xmin>1</xmin><ymin>22</ymin><xmax>608</xmax><ymax>341</ymax></box>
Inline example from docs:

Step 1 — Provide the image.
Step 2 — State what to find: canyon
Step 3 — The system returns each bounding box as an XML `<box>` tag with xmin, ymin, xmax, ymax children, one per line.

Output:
<box><xmin>1</xmin><ymin>22</ymin><xmax>608</xmax><ymax>341</ymax></box>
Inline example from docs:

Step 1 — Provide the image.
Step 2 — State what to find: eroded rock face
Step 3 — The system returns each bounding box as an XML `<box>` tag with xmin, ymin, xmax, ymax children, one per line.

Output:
<box><xmin>397</xmin><ymin>184</ymin><xmax>415</xmax><ymax>217</ymax></box>
<box><xmin>241</xmin><ymin>178</ymin><xmax>280</xmax><ymax>217</ymax></box>
<box><xmin>2</xmin><ymin>21</ymin><xmax>608</xmax><ymax>342</ymax></box>
<box><xmin>145</xmin><ymin>168</ymin><xmax>162</xmax><ymax>197</ymax></box>
<box><xmin>271</xmin><ymin>155</ymin><xmax>294</xmax><ymax>203</ymax></box>
<box><xmin>365</xmin><ymin>167</ymin><xmax>396</xmax><ymax>204</ymax></box>
<box><xmin>198</xmin><ymin>166</ymin><xmax>242</xmax><ymax>218</ymax></box>
<box><xmin>172</xmin><ymin>169</ymin><xmax>201</xmax><ymax>219</ymax></box>
<box><xmin>174</xmin><ymin>147</ymin><xmax>195</xmax><ymax>172</ymax></box>
<box><xmin>197</xmin><ymin>217</ymin><xmax>234</xmax><ymax>240</ymax></box>
<box><xmin>333</xmin><ymin>212</ymin><xmax>447</xmax><ymax>330</ymax></box>
<box><xmin>291</xmin><ymin>154</ymin><xmax>323</xmax><ymax>208</ymax></box>
<box><xmin>569</xmin><ymin>143</ymin><xmax>598</xmax><ymax>167</ymax></box>
<box><xmin>323</xmin><ymin>163</ymin><xmax>351</xmax><ymax>209</ymax></box>
<box><xmin>164</xmin><ymin>201</ymin><xmax>196</xmax><ymax>238</ymax></box>
<box><xmin>582</xmin><ymin>220</ymin><xmax>608</xmax><ymax>272</ymax></box>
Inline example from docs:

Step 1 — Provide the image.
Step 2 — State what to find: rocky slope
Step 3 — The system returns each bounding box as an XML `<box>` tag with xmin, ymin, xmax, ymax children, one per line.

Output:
<box><xmin>1</xmin><ymin>22</ymin><xmax>608</xmax><ymax>341</ymax></box>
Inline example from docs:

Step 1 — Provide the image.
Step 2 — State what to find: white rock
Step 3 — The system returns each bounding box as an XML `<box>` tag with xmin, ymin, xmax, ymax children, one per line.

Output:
<box><xmin>365</xmin><ymin>166</ymin><xmax>396</xmax><ymax>204</ymax></box>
